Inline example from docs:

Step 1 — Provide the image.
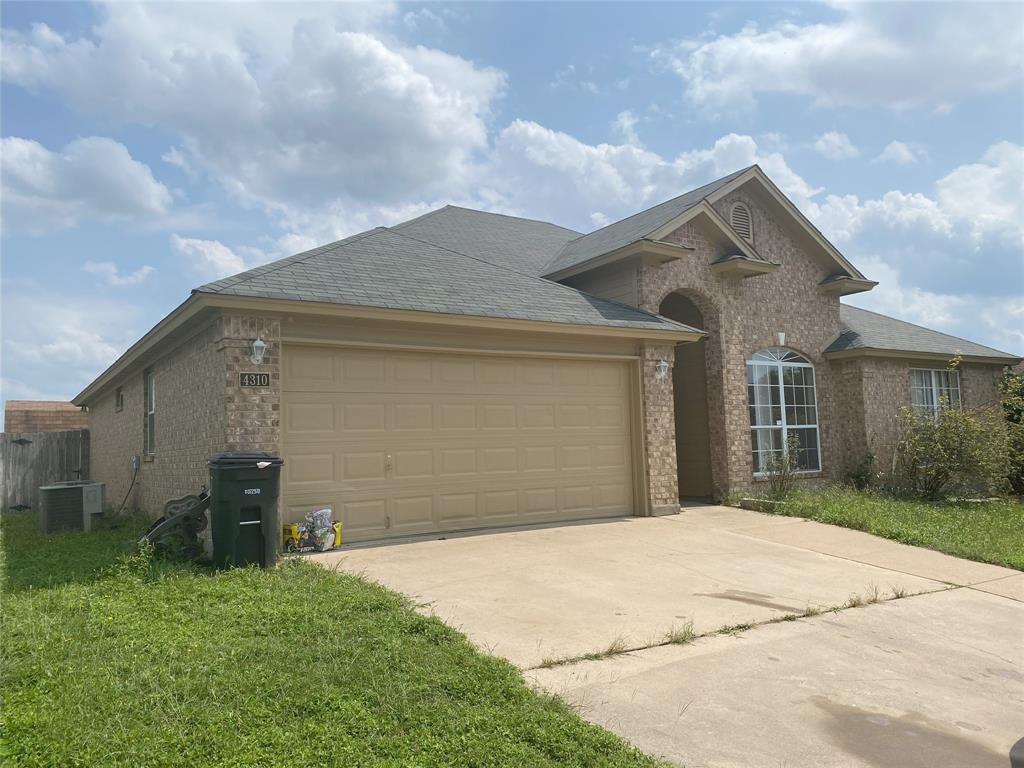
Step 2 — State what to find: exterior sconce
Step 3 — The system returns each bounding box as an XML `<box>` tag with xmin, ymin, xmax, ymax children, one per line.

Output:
<box><xmin>776</xmin><ymin>331</ymin><xmax>786</xmax><ymax>347</ymax></box>
<box><xmin>655</xmin><ymin>359</ymin><xmax>671</xmax><ymax>380</ymax></box>
<box><xmin>250</xmin><ymin>337</ymin><xmax>267</xmax><ymax>365</ymax></box>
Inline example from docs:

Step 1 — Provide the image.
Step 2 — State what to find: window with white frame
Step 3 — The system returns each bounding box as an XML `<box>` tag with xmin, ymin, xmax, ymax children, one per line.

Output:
<box><xmin>747</xmin><ymin>348</ymin><xmax>821</xmax><ymax>473</ymax></box>
<box><xmin>144</xmin><ymin>370</ymin><xmax>156</xmax><ymax>456</ymax></box>
<box><xmin>910</xmin><ymin>368</ymin><xmax>961</xmax><ymax>415</ymax></box>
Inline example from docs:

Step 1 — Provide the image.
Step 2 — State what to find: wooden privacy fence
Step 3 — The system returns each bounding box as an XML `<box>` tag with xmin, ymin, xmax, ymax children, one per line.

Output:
<box><xmin>0</xmin><ymin>430</ymin><xmax>90</xmax><ymax>511</ymax></box>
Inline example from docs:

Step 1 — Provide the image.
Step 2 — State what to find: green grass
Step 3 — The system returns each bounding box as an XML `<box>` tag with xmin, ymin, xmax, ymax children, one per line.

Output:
<box><xmin>777</xmin><ymin>487</ymin><xmax>1024</xmax><ymax>570</ymax></box>
<box><xmin>1</xmin><ymin>513</ymin><xmax>664</xmax><ymax>768</ymax></box>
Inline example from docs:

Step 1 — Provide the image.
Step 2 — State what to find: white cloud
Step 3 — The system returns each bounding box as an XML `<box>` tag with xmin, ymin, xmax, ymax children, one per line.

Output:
<box><xmin>487</xmin><ymin>124</ymin><xmax>818</xmax><ymax>231</ymax></box>
<box><xmin>845</xmin><ymin>257</ymin><xmax>1023</xmax><ymax>355</ymax></box>
<box><xmin>874</xmin><ymin>140</ymin><xmax>921</xmax><ymax>165</ymax></box>
<box><xmin>814</xmin><ymin>131</ymin><xmax>859</xmax><ymax>160</ymax></box>
<box><xmin>83</xmin><ymin>261</ymin><xmax>155</xmax><ymax>287</ymax></box>
<box><xmin>806</xmin><ymin>142</ymin><xmax>1023</xmax><ymax>343</ymax></box>
<box><xmin>653</xmin><ymin>4</ymin><xmax>1024</xmax><ymax>111</ymax></box>
<box><xmin>1</xmin><ymin>294</ymin><xmax>144</xmax><ymax>403</ymax></box>
<box><xmin>810</xmin><ymin>141</ymin><xmax>1024</xmax><ymax>247</ymax></box>
<box><xmin>0</xmin><ymin>136</ymin><xmax>172</xmax><ymax>233</ymax></box>
<box><xmin>611</xmin><ymin>110</ymin><xmax>641</xmax><ymax>146</ymax></box>
<box><xmin>170</xmin><ymin>235</ymin><xmax>257</xmax><ymax>281</ymax></box>
<box><xmin>934</xmin><ymin>141</ymin><xmax>1024</xmax><ymax>244</ymax></box>
<box><xmin>1</xmin><ymin>4</ymin><xmax>504</xmax><ymax>229</ymax></box>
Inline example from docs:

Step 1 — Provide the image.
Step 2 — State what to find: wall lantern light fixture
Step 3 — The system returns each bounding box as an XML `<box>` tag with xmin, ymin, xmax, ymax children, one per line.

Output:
<box><xmin>655</xmin><ymin>359</ymin><xmax>671</xmax><ymax>380</ymax></box>
<box><xmin>250</xmin><ymin>337</ymin><xmax>267</xmax><ymax>365</ymax></box>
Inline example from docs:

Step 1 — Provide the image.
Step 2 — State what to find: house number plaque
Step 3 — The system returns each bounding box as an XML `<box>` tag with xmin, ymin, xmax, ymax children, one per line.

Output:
<box><xmin>239</xmin><ymin>372</ymin><xmax>271</xmax><ymax>387</ymax></box>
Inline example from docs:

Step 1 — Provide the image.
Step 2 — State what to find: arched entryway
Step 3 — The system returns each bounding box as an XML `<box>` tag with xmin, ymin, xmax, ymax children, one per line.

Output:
<box><xmin>660</xmin><ymin>292</ymin><xmax>714</xmax><ymax>500</ymax></box>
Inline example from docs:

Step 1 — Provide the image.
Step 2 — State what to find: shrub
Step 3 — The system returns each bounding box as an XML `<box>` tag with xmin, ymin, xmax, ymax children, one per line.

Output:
<box><xmin>846</xmin><ymin>453</ymin><xmax>876</xmax><ymax>490</ymax></box>
<box><xmin>763</xmin><ymin>432</ymin><xmax>801</xmax><ymax>501</ymax></box>
<box><xmin>891</xmin><ymin>403</ymin><xmax>1010</xmax><ymax>500</ymax></box>
<box><xmin>999</xmin><ymin>369</ymin><xmax>1024</xmax><ymax>495</ymax></box>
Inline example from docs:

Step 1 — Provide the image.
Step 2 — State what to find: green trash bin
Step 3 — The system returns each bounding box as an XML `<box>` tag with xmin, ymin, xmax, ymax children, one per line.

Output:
<box><xmin>208</xmin><ymin>452</ymin><xmax>284</xmax><ymax>569</ymax></box>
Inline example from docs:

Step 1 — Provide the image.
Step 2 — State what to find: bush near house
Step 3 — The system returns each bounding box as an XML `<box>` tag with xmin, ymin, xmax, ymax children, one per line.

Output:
<box><xmin>1000</xmin><ymin>368</ymin><xmax>1024</xmax><ymax>495</ymax></box>
<box><xmin>891</xmin><ymin>403</ymin><xmax>1010</xmax><ymax>501</ymax></box>
<box><xmin>1</xmin><ymin>514</ymin><xmax>664</xmax><ymax>768</ymax></box>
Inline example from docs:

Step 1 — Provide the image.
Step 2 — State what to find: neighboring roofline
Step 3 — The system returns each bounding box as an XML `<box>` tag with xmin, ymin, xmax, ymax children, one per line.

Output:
<box><xmin>823</xmin><ymin>347</ymin><xmax>1022</xmax><ymax>366</ymax></box>
<box><xmin>704</xmin><ymin>165</ymin><xmax>868</xmax><ymax>281</ymax></box>
<box><xmin>73</xmin><ymin>291</ymin><xmax>704</xmax><ymax>405</ymax></box>
<box><xmin>544</xmin><ymin>239</ymin><xmax>694</xmax><ymax>281</ymax></box>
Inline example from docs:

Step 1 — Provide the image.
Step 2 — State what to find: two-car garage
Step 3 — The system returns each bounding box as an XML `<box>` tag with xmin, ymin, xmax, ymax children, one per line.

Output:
<box><xmin>280</xmin><ymin>343</ymin><xmax>638</xmax><ymax>543</ymax></box>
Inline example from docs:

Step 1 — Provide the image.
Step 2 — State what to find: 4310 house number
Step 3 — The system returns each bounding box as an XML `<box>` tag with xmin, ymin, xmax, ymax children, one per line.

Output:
<box><xmin>239</xmin><ymin>372</ymin><xmax>270</xmax><ymax>387</ymax></box>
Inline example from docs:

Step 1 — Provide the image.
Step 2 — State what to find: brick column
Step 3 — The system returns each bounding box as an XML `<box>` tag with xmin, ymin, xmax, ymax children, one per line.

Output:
<box><xmin>220</xmin><ymin>314</ymin><xmax>281</xmax><ymax>454</ymax></box>
<box><xmin>640</xmin><ymin>343</ymin><xmax>679</xmax><ymax>515</ymax></box>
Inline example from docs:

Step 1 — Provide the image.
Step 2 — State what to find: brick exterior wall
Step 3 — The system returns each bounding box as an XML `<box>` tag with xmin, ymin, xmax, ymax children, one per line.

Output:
<box><xmin>89</xmin><ymin>317</ymin><xmax>228</xmax><ymax>514</ymax></box>
<box><xmin>848</xmin><ymin>357</ymin><xmax>1006</xmax><ymax>475</ymax></box>
<box><xmin>223</xmin><ymin>314</ymin><xmax>281</xmax><ymax>453</ymax></box>
<box><xmin>639</xmin><ymin>190</ymin><xmax>845</xmax><ymax>497</ymax></box>
<box><xmin>88</xmin><ymin>312</ymin><xmax>284</xmax><ymax>517</ymax></box>
<box><xmin>4</xmin><ymin>401</ymin><xmax>88</xmax><ymax>433</ymax></box>
<box><xmin>640</xmin><ymin>343</ymin><xmax>679</xmax><ymax>513</ymax></box>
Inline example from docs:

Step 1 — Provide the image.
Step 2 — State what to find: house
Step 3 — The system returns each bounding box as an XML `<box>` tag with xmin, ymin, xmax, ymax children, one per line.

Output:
<box><xmin>73</xmin><ymin>166</ymin><xmax>1020</xmax><ymax>541</ymax></box>
<box><xmin>4</xmin><ymin>401</ymin><xmax>89</xmax><ymax>433</ymax></box>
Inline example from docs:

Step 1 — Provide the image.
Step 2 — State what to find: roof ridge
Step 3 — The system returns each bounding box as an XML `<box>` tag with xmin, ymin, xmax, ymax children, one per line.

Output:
<box><xmin>384</xmin><ymin>227</ymin><xmax>698</xmax><ymax>332</ymax></box>
<box><xmin>442</xmin><ymin>205</ymin><xmax>582</xmax><ymax>235</ymax></box>
<box><xmin>559</xmin><ymin>165</ymin><xmax>755</xmax><ymax>249</ymax></box>
<box><xmin>840</xmin><ymin>303</ymin><xmax>1019</xmax><ymax>358</ymax></box>
<box><xmin>197</xmin><ymin>227</ymin><xmax>385</xmax><ymax>293</ymax></box>
<box><xmin>389</xmin><ymin>205</ymin><xmax>452</xmax><ymax>231</ymax></box>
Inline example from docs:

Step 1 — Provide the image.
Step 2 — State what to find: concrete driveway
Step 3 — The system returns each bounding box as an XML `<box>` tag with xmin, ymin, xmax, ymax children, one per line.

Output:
<box><xmin>312</xmin><ymin>506</ymin><xmax>1024</xmax><ymax>767</ymax></box>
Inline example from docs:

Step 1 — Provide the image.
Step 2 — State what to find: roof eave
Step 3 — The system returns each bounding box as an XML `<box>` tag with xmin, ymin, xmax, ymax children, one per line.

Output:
<box><xmin>820</xmin><ymin>276</ymin><xmax>879</xmax><ymax>296</ymax></box>
<box><xmin>543</xmin><ymin>239</ymin><xmax>692</xmax><ymax>281</ymax></box>
<box><xmin>709</xmin><ymin>256</ymin><xmax>779</xmax><ymax>279</ymax></box>
<box><xmin>823</xmin><ymin>346</ymin><xmax>1022</xmax><ymax>366</ymax></box>
<box><xmin>202</xmin><ymin>293</ymin><xmax>704</xmax><ymax>342</ymax></box>
<box><xmin>73</xmin><ymin>294</ymin><xmax>209</xmax><ymax>406</ymax></box>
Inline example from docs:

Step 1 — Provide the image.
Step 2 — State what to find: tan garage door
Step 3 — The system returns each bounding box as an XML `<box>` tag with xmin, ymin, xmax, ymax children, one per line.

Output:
<box><xmin>281</xmin><ymin>344</ymin><xmax>636</xmax><ymax>542</ymax></box>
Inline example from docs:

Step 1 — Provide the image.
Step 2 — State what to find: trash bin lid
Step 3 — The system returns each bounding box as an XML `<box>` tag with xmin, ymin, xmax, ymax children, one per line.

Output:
<box><xmin>208</xmin><ymin>452</ymin><xmax>284</xmax><ymax>468</ymax></box>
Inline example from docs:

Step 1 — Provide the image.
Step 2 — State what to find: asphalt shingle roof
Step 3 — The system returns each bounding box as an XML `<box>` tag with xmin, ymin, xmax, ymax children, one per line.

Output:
<box><xmin>196</xmin><ymin>227</ymin><xmax>699</xmax><ymax>334</ymax></box>
<box><xmin>392</xmin><ymin>205</ymin><xmax>581</xmax><ymax>276</ymax></box>
<box><xmin>542</xmin><ymin>166</ymin><xmax>754</xmax><ymax>276</ymax></box>
<box><xmin>829</xmin><ymin>305</ymin><xmax>1020</xmax><ymax>361</ymax></box>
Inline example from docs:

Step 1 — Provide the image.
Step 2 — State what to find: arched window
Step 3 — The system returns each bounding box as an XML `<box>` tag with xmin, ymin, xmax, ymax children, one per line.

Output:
<box><xmin>730</xmin><ymin>202</ymin><xmax>753</xmax><ymax>243</ymax></box>
<box><xmin>746</xmin><ymin>348</ymin><xmax>821</xmax><ymax>473</ymax></box>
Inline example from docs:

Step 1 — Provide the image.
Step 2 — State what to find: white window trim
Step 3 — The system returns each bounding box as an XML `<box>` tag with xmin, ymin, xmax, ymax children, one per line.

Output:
<box><xmin>144</xmin><ymin>370</ymin><xmax>156</xmax><ymax>456</ymax></box>
<box><xmin>909</xmin><ymin>367</ymin><xmax>961</xmax><ymax>416</ymax></box>
<box><xmin>747</xmin><ymin>350</ymin><xmax>823</xmax><ymax>476</ymax></box>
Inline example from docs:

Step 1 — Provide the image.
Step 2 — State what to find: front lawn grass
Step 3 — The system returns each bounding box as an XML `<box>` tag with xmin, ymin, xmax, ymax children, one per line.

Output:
<box><xmin>1</xmin><ymin>512</ymin><xmax>663</xmax><ymax>768</ymax></box>
<box><xmin>779</xmin><ymin>486</ymin><xmax>1024</xmax><ymax>570</ymax></box>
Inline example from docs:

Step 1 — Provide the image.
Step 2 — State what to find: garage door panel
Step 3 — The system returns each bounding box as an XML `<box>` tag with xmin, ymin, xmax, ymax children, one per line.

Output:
<box><xmin>392</xmin><ymin>495</ymin><xmax>435</xmax><ymax>531</ymax></box>
<box><xmin>283</xmin><ymin>345</ymin><xmax>635</xmax><ymax>542</ymax></box>
<box><xmin>286</xmin><ymin>452</ymin><xmax>335</xmax><ymax>486</ymax></box>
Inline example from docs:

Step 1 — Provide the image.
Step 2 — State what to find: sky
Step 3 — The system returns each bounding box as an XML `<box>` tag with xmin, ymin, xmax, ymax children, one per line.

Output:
<box><xmin>2</xmin><ymin>1</ymin><xmax>1022</xmax><ymax>421</ymax></box>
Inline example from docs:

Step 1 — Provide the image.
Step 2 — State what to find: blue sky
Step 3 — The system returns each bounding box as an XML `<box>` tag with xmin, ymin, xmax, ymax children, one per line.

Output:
<box><xmin>2</xmin><ymin>2</ymin><xmax>1022</xmax><ymax>419</ymax></box>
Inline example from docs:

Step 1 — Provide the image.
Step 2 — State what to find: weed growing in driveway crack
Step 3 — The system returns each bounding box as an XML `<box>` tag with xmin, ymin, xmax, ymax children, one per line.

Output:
<box><xmin>663</xmin><ymin>621</ymin><xmax>696</xmax><ymax>645</ymax></box>
<box><xmin>538</xmin><ymin>636</ymin><xmax>630</xmax><ymax>668</ymax></box>
<box><xmin>532</xmin><ymin>585</ymin><xmax>924</xmax><ymax>671</ymax></box>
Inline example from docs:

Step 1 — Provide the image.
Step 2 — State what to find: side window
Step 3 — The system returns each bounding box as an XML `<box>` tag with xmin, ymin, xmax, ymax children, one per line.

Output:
<box><xmin>115</xmin><ymin>386</ymin><xmax>124</xmax><ymax>413</ymax></box>
<box><xmin>910</xmin><ymin>369</ymin><xmax>961</xmax><ymax>416</ymax></box>
<box><xmin>144</xmin><ymin>370</ymin><xmax>156</xmax><ymax>455</ymax></box>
